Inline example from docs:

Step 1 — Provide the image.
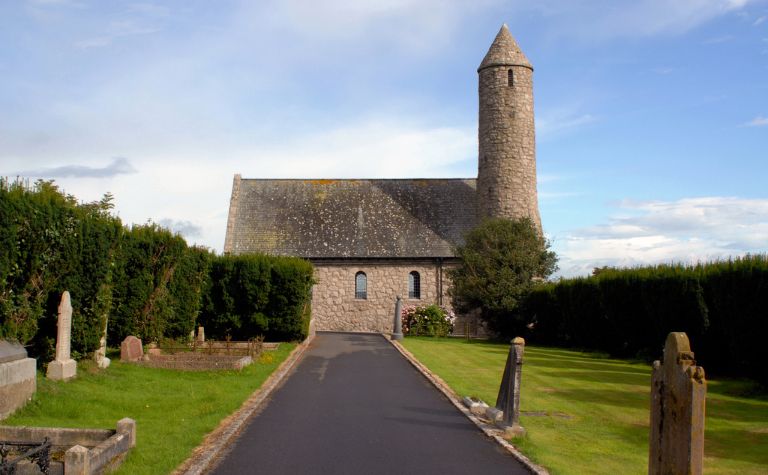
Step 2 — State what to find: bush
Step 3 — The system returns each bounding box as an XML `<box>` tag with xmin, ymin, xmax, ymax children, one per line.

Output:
<box><xmin>200</xmin><ymin>254</ymin><xmax>314</xmax><ymax>341</ymax></box>
<box><xmin>449</xmin><ymin>218</ymin><xmax>557</xmax><ymax>338</ymax></box>
<box><xmin>523</xmin><ymin>256</ymin><xmax>768</xmax><ymax>385</ymax></box>
<box><xmin>0</xmin><ymin>179</ymin><xmax>122</xmax><ymax>359</ymax></box>
<box><xmin>402</xmin><ymin>304</ymin><xmax>455</xmax><ymax>337</ymax></box>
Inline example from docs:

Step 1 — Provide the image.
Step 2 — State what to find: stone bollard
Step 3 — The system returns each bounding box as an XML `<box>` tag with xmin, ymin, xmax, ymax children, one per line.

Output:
<box><xmin>65</xmin><ymin>445</ymin><xmax>90</xmax><ymax>475</ymax></box>
<box><xmin>47</xmin><ymin>291</ymin><xmax>78</xmax><ymax>381</ymax></box>
<box><xmin>495</xmin><ymin>337</ymin><xmax>525</xmax><ymax>437</ymax></box>
<box><xmin>117</xmin><ymin>417</ymin><xmax>137</xmax><ymax>448</ymax></box>
<box><xmin>391</xmin><ymin>296</ymin><xmax>404</xmax><ymax>341</ymax></box>
<box><xmin>649</xmin><ymin>332</ymin><xmax>706</xmax><ymax>475</ymax></box>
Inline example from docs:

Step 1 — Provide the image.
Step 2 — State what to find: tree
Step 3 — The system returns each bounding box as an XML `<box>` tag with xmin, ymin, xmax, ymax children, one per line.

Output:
<box><xmin>448</xmin><ymin>218</ymin><xmax>558</xmax><ymax>337</ymax></box>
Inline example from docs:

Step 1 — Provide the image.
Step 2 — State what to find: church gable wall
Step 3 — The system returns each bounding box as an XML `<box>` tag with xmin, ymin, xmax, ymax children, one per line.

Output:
<box><xmin>311</xmin><ymin>260</ymin><xmax>453</xmax><ymax>333</ymax></box>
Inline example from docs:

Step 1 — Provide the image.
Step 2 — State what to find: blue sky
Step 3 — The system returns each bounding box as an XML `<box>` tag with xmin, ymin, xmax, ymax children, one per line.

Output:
<box><xmin>1</xmin><ymin>0</ymin><xmax>766</xmax><ymax>277</ymax></box>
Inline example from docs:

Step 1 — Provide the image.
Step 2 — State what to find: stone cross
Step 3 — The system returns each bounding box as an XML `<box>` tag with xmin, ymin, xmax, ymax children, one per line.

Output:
<box><xmin>649</xmin><ymin>332</ymin><xmax>706</xmax><ymax>475</ymax></box>
<box><xmin>495</xmin><ymin>337</ymin><xmax>525</xmax><ymax>436</ymax></box>
<box><xmin>46</xmin><ymin>291</ymin><xmax>77</xmax><ymax>381</ymax></box>
<box><xmin>391</xmin><ymin>296</ymin><xmax>403</xmax><ymax>341</ymax></box>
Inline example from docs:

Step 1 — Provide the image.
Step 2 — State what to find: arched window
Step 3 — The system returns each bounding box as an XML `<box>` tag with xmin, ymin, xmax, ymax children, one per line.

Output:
<box><xmin>355</xmin><ymin>271</ymin><xmax>367</xmax><ymax>299</ymax></box>
<box><xmin>408</xmin><ymin>271</ymin><xmax>421</xmax><ymax>299</ymax></box>
<box><xmin>508</xmin><ymin>69</ymin><xmax>514</xmax><ymax>87</ymax></box>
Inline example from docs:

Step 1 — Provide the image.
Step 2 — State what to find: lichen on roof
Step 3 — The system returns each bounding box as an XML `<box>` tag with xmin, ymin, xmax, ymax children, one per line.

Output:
<box><xmin>224</xmin><ymin>178</ymin><xmax>478</xmax><ymax>259</ymax></box>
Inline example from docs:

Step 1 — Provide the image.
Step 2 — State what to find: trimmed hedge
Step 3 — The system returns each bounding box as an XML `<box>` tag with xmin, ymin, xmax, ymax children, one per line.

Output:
<box><xmin>200</xmin><ymin>254</ymin><xmax>314</xmax><ymax>342</ymax></box>
<box><xmin>522</xmin><ymin>256</ymin><xmax>768</xmax><ymax>385</ymax></box>
<box><xmin>1</xmin><ymin>179</ymin><xmax>314</xmax><ymax>361</ymax></box>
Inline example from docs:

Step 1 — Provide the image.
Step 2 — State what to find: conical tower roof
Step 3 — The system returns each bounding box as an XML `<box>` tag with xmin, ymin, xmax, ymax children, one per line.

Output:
<box><xmin>478</xmin><ymin>24</ymin><xmax>532</xmax><ymax>72</ymax></box>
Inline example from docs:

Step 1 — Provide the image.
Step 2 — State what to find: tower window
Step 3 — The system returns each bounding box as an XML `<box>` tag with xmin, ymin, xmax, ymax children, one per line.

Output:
<box><xmin>355</xmin><ymin>271</ymin><xmax>367</xmax><ymax>299</ymax></box>
<box><xmin>508</xmin><ymin>69</ymin><xmax>514</xmax><ymax>87</ymax></box>
<box><xmin>408</xmin><ymin>271</ymin><xmax>421</xmax><ymax>299</ymax></box>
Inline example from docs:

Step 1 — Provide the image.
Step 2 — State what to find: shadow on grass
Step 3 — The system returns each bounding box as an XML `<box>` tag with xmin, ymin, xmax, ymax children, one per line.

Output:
<box><xmin>706</xmin><ymin>396</ymin><xmax>768</xmax><ymax>422</ymax></box>
<box><xmin>540</xmin><ymin>369</ymin><xmax>649</xmax><ymax>386</ymax></box>
<box><xmin>527</xmin><ymin>358</ymin><xmax>650</xmax><ymax>376</ymax></box>
<box><xmin>706</xmin><ymin>428</ymin><xmax>768</xmax><ymax>465</ymax></box>
<box><xmin>543</xmin><ymin>387</ymin><xmax>648</xmax><ymax>410</ymax></box>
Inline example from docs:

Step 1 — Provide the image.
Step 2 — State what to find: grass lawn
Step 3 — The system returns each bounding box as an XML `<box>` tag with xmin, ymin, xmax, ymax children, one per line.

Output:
<box><xmin>3</xmin><ymin>343</ymin><xmax>296</xmax><ymax>475</ymax></box>
<box><xmin>401</xmin><ymin>337</ymin><xmax>768</xmax><ymax>475</ymax></box>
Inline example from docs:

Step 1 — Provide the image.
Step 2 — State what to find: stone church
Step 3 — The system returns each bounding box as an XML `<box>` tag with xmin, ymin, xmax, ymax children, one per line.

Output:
<box><xmin>223</xmin><ymin>25</ymin><xmax>542</xmax><ymax>334</ymax></box>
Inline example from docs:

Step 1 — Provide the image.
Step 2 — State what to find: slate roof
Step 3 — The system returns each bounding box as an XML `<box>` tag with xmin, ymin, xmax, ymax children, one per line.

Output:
<box><xmin>224</xmin><ymin>178</ymin><xmax>478</xmax><ymax>259</ymax></box>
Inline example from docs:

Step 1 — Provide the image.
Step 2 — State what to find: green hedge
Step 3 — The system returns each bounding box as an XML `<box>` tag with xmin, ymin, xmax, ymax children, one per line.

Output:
<box><xmin>1</xmin><ymin>179</ymin><xmax>313</xmax><ymax>361</ymax></box>
<box><xmin>523</xmin><ymin>256</ymin><xmax>768</xmax><ymax>385</ymax></box>
<box><xmin>200</xmin><ymin>254</ymin><xmax>314</xmax><ymax>342</ymax></box>
<box><xmin>0</xmin><ymin>180</ymin><xmax>122</xmax><ymax>360</ymax></box>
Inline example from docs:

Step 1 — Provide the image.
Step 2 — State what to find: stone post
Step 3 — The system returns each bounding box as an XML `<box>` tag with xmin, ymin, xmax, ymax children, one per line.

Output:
<box><xmin>117</xmin><ymin>417</ymin><xmax>137</xmax><ymax>448</ymax></box>
<box><xmin>391</xmin><ymin>296</ymin><xmax>404</xmax><ymax>341</ymax></box>
<box><xmin>65</xmin><ymin>444</ymin><xmax>90</xmax><ymax>475</ymax></box>
<box><xmin>649</xmin><ymin>332</ymin><xmax>706</xmax><ymax>475</ymax></box>
<box><xmin>495</xmin><ymin>337</ymin><xmax>525</xmax><ymax>437</ymax></box>
<box><xmin>47</xmin><ymin>291</ymin><xmax>77</xmax><ymax>381</ymax></box>
<box><xmin>93</xmin><ymin>316</ymin><xmax>111</xmax><ymax>369</ymax></box>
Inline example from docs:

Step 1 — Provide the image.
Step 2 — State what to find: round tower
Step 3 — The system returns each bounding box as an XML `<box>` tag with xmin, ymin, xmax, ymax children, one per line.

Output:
<box><xmin>477</xmin><ymin>24</ymin><xmax>542</xmax><ymax>232</ymax></box>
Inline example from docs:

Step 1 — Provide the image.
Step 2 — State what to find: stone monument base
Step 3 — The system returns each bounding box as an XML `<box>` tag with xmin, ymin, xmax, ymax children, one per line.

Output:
<box><xmin>0</xmin><ymin>357</ymin><xmax>37</xmax><ymax>420</ymax></box>
<box><xmin>47</xmin><ymin>358</ymin><xmax>77</xmax><ymax>381</ymax></box>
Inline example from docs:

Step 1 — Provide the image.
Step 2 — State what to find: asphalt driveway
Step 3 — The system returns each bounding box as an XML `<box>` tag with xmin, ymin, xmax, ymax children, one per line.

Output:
<box><xmin>210</xmin><ymin>332</ymin><xmax>530</xmax><ymax>474</ymax></box>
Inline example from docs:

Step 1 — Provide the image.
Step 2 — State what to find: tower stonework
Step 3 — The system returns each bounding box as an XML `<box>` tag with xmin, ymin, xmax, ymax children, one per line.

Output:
<box><xmin>477</xmin><ymin>24</ymin><xmax>542</xmax><ymax>232</ymax></box>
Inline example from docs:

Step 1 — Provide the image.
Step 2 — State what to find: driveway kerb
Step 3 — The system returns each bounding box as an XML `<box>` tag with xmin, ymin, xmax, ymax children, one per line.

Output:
<box><xmin>173</xmin><ymin>334</ymin><xmax>316</xmax><ymax>475</ymax></box>
<box><xmin>387</xmin><ymin>336</ymin><xmax>549</xmax><ymax>475</ymax></box>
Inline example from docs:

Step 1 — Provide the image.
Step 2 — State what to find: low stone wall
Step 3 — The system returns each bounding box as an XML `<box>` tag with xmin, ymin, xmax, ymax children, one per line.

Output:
<box><xmin>141</xmin><ymin>353</ymin><xmax>253</xmax><ymax>371</ymax></box>
<box><xmin>0</xmin><ymin>418</ymin><xmax>136</xmax><ymax>475</ymax></box>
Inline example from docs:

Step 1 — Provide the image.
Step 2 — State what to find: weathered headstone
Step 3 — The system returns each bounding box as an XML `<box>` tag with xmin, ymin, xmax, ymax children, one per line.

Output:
<box><xmin>0</xmin><ymin>340</ymin><xmax>37</xmax><ymax>419</ymax></box>
<box><xmin>47</xmin><ymin>291</ymin><xmax>78</xmax><ymax>381</ymax></box>
<box><xmin>197</xmin><ymin>326</ymin><xmax>205</xmax><ymax>343</ymax></box>
<box><xmin>494</xmin><ymin>336</ymin><xmax>525</xmax><ymax>437</ymax></box>
<box><xmin>93</xmin><ymin>329</ymin><xmax>111</xmax><ymax>369</ymax></box>
<box><xmin>120</xmin><ymin>336</ymin><xmax>144</xmax><ymax>362</ymax></box>
<box><xmin>649</xmin><ymin>332</ymin><xmax>706</xmax><ymax>475</ymax></box>
<box><xmin>391</xmin><ymin>296</ymin><xmax>404</xmax><ymax>341</ymax></box>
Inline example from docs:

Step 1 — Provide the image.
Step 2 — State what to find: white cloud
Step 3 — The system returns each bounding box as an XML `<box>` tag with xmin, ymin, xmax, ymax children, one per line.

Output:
<box><xmin>554</xmin><ymin>197</ymin><xmax>768</xmax><ymax>277</ymax></box>
<box><xmin>536</xmin><ymin>110</ymin><xmax>596</xmax><ymax>139</ymax></box>
<box><xmin>241</xmin><ymin>121</ymin><xmax>476</xmax><ymax>179</ymax></box>
<box><xmin>745</xmin><ymin>115</ymin><xmax>768</xmax><ymax>126</ymax></box>
<box><xmin>235</xmin><ymin>0</ymin><xmax>499</xmax><ymax>55</ymax></box>
<box><xmin>526</xmin><ymin>0</ymin><xmax>758</xmax><ymax>40</ymax></box>
<box><xmin>754</xmin><ymin>15</ymin><xmax>767</xmax><ymax>25</ymax></box>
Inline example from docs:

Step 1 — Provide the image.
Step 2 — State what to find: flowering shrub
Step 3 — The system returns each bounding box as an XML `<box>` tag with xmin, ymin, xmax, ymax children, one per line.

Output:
<box><xmin>402</xmin><ymin>304</ymin><xmax>455</xmax><ymax>337</ymax></box>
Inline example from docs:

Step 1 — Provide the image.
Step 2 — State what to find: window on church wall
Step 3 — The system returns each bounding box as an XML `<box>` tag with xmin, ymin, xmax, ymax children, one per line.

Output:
<box><xmin>508</xmin><ymin>69</ymin><xmax>514</xmax><ymax>87</ymax></box>
<box><xmin>409</xmin><ymin>271</ymin><xmax>421</xmax><ymax>299</ymax></box>
<box><xmin>355</xmin><ymin>271</ymin><xmax>367</xmax><ymax>299</ymax></box>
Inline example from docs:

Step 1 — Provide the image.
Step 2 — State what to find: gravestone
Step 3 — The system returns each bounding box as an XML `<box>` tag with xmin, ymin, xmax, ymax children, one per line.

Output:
<box><xmin>47</xmin><ymin>291</ymin><xmax>78</xmax><ymax>381</ymax></box>
<box><xmin>94</xmin><ymin>325</ymin><xmax>111</xmax><ymax>369</ymax></box>
<box><xmin>494</xmin><ymin>337</ymin><xmax>525</xmax><ymax>437</ymax></box>
<box><xmin>197</xmin><ymin>326</ymin><xmax>205</xmax><ymax>343</ymax></box>
<box><xmin>649</xmin><ymin>332</ymin><xmax>706</xmax><ymax>475</ymax></box>
<box><xmin>120</xmin><ymin>336</ymin><xmax>144</xmax><ymax>362</ymax></box>
<box><xmin>0</xmin><ymin>340</ymin><xmax>37</xmax><ymax>419</ymax></box>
